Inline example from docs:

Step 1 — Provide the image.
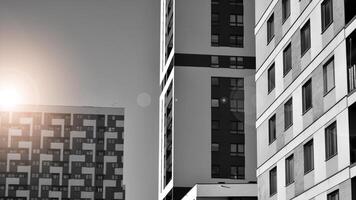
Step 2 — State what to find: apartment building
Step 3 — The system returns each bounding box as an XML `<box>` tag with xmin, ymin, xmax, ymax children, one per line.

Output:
<box><xmin>254</xmin><ymin>0</ymin><xmax>356</xmax><ymax>199</ymax></box>
<box><xmin>0</xmin><ymin>105</ymin><xmax>125</xmax><ymax>199</ymax></box>
<box><xmin>159</xmin><ymin>0</ymin><xmax>257</xmax><ymax>199</ymax></box>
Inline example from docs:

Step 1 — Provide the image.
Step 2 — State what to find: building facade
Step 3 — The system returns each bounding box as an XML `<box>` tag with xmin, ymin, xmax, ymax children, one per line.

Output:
<box><xmin>159</xmin><ymin>0</ymin><xmax>257</xmax><ymax>199</ymax></box>
<box><xmin>254</xmin><ymin>0</ymin><xmax>356</xmax><ymax>199</ymax></box>
<box><xmin>0</xmin><ymin>105</ymin><xmax>125</xmax><ymax>200</ymax></box>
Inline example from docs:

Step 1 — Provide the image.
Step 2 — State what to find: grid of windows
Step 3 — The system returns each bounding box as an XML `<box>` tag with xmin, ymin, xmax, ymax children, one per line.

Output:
<box><xmin>321</xmin><ymin>0</ymin><xmax>333</xmax><ymax>32</ymax></box>
<box><xmin>301</xmin><ymin>21</ymin><xmax>311</xmax><ymax>56</ymax></box>
<box><xmin>285</xmin><ymin>154</ymin><xmax>294</xmax><ymax>185</ymax></box>
<box><xmin>325</xmin><ymin>122</ymin><xmax>337</xmax><ymax>160</ymax></box>
<box><xmin>323</xmin><ymin>57</ymin><xmax>335</xmax><ymax>95</ymax></box>
<box><xmin>284</xmin><ymin>98</ymin><xmax>293</xmax><ymax>130</ymax></box>
<box><xmin>304</xmin><ymin>139</ymin><xmax>314</xmax><ymax>174</ymax></box>
<box><xmin>302</xmin><ymin>79</ymin><xmax>312</xmax><ymax>114</ymax></box>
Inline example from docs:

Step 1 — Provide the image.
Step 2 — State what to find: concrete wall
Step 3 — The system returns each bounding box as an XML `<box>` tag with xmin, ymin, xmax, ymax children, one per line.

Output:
<box><xmin>173</xmin><ymin>66</ymin><xmax>256</xmax><ymax>187</ymax></box>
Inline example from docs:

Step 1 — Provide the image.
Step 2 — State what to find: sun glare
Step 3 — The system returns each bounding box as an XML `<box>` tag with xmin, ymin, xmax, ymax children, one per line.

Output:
<box><xmin>0</xmin><ymin>87</ymin><xmax>22</xmax><ymax>110</ymax></box>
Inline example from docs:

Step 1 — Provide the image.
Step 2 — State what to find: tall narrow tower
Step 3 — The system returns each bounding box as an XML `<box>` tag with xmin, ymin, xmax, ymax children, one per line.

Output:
<box><xmin>159</xmin><ymin>0</ymin><xmax>257</xmax><ymax>199</ymax></box>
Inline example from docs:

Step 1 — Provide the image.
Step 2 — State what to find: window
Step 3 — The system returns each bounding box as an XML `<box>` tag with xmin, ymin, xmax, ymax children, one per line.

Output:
<box><xmin>269</xmin><ymin>114</ymin><xmax>276</xmax><ymax>144</ymax></box>
<box><xmin>212</xmin><ymin>120</ymin><xmax>220</xmax><ymax>130</ymax></box>
<box><xmin>230</xmin><ymin>144</ymin><xmax>244</xmax><ymax>156</ymax></box>
<box><xmin>230</xmin><ymin>78</ymin><xmax>244</xmax><ymax>90</ymax></box>
<box><xmin>231</xmin><ymin>120</ymin><xmax>244</xmax><ymax>134</ymax></box>
<box><xmin>282</xmin><ymin>0</ymin><xmax>290</xmax><ymax>22</ymax></box>
<box><xmin>268</xmin><ymin>64</ymin><xmax>275</xmax><ymax>93</ymax></box>
<box><xmin>283</xmin><ymin>43</ymin><xmax>292</xmax><ymax>76</ymax></box>
<box><xmin>304</xmin><ymin>139</ymin><xmax>314</xmax><ymax>174</ymax></box>
<box><xmin>302</xmin><ymin>79</ymin><xmax>312</xmax><ymax>113</ymax></box>
<box><xmin>285</xmin><ymin>154</ymin><xmax>294</xmax><ymax>185</ymax></box>
<box><xmin>269</xmin><ymin>167</ymin><xmax>277</xmax><ymax>196</ymax></box>
<box><xmin>229</xmin><ymin>35</ymin><xmax>243</xmax><ymax>47</ymax></box>
<box><xmin>327</xmin><ymin>190</ymin><xmax>339</xmax><ymax>200</ymax></box>
<box><xmin>211</xmin><ymin>34</ymin><xmax>219</xmax><ymax>46</ymax></box>
<box><xmin>230</xmin><ymin>99</ymin><xmax>243</xmax><ymax>112</ymax></box>
<box><xmin>211</xmin><ymin>99</ymin><xmax>220</xmax><ymax>107</ymax></box>
<box><xmin>212</xmin><ymin>143</ymin><xmax>220</xmax><ymax>152</ymax></box>
<box><xmin>284</xmin><ymin>98</ymin><xmax>293</xmax><ymax>130</ymax></box>
<box><xmin>237</xmin><ymin>99</ymin><xmax>244</xmax><ymax>112</ymax></box>
<box><xmin>229</xmin><ymin>0</ymin><xmax>242</xmax><ymax>6</ymax></box>
<box><xmin>212</xmin><ymin>13</ymin><xmax>219</xmax><ymax>25</ymax></box>
<box><xmin>212</xmin><ymin>165</ymin><xmax>220</xmax><ymax>178</ymax></box>
<box><xmin>230</xmin><ymin>166</ymin><xmax>244</xmax><ymax>179</ymax></box>
<box><xmin>230</xmin><ymin>144</ymin><xmax>238</xmax><ymax>156</ymax></box>
<box><xmin>267</xmin><ymin>14</ymin><xmax>274</xmax><ymax>43</ymax></box>
<box><xmin>325</xmin><ymin>122</ymin><xmax>337</xmax><ymax>160</ymax></box>
<box><xmin>212</xmin><ymin>77</ymin><xmax>219</xmax><ymax>86</ymax></box>
<box><xmin>323</xmin><ymin>57</ymin><xmax>335</xmax><ymax>94</ymax></box>
<box><xmin>301</xmin><ymin>21</ymin><xmax>311</xmax><ymax>56</ymax></box>
<box><xmin>229</xmin><ymin>14</ymin><xmax>243</xmax><ymax>26</ymax></box>
<box><xmin>211</xmin><ymin>56</ymin><xmax>219</xmax><ymax>67</ymax></box>
<box><xmin>230</xmin><ymin>57</ymin><xmax>237</xmax><ymax>68</ymax></box>
<box><xmin>321</xmin><ymin>0</ymin><xmax>333</xmax><ymax>32</ymax></box>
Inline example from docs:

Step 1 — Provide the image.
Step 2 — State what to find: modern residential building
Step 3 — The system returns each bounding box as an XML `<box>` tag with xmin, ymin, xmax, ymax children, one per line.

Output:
<box><xmin>0</xmin><ymin>105</ymin><xmax>125</xmax><ymax>199</ymax></box>
<box><xmin>159</xmin><ymin>0</ymin><xmax>257</xmax><ymax>199</ymax></box>
<box><xmin>254</xmin><ymin>0</ymin><xmax>356</xmax><ymax>199</ymax></box>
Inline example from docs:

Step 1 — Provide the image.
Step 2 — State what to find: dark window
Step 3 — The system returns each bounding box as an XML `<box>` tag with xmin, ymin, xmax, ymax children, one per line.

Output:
<box><xmin>212</xmin><ymin>120</ymin><xmax>220</xmax><ymax>130</ymax></box>
<box><xmin>229</xmin><ymin>35</ymin><xmax>243</xmax><ymax>47</ymax></box>
<box><xmin>230</xmin><ymin>78</ymin><xmax>244</xmax><ymax>90</ymax></box>
<box><xmin>268</xmin><ymin>64</ymin><xmax>275</xmax><ymax>93</ymax></box>
<box><xmin>301</xmin><ymin>21</ymin><xmax>311</xmax><ymax>56</ymax></box>
<box><xmin>321</xmin><ymin>0</ymin><xmax>333</xmax><ymax>32</ymax></box>
<box><xmin>284</xmin><ymin>98</ymin><xmax>293</xmax><ymax>130</ymax></box>
<box><xmin>212</xmin><ymin>13</ymin><xmax>219</xmax><ymax>25</ymax></box>
<box><xmin>212</xmin><ymin>143</ymin><xmax>220</xmax><ymax>152</ymax></box>
<box><xmin>229</xmin><ymin>14</ymin><xmax>243</xmax><ymax>26</ymax></box>
<box><xmin>229</xmin><ymin>0</ymin><xmax>243</xmax><ymax>6</ymax></box>
<box><xmin>211</xmin><ymin>35</ymin><xmax>219</xmax><ymax>46</ymax></box>
<box><xmin>323</xmin><ymin>57</ymin><xmax>335</xmax><ymax>94</ymax></box>
<box><xmin>230</xmin><ymin>57</ymin><xmax>237</xmax><ymax>68</ymax></box>
<box><xmin>282</xmin><ymin>0</ymin><xmax>290</xmax><ymax>22</ymax></box>
<box><xmin>283</xmin><ymin>43</ymin><xmax>292</xmax><ymax>76</ymax></box>
<box><xmin>327</xmin><ymin>190</ymin><xmax>339</xmax><ymax>200</ymax></box>
<box><xmin>230</xmin><ymin>166</ymin><xmax>244</xmax><ymax>179</ymax></box>
<box><xmin>211</xmin><ymin>56</ymin><xmax>219</xmax><ymax>67</ymax></box>
<box><xmin>231</xmin><ymin>120</ymin><xmax>244</xmax><ymax>134</ymax></box>
<box><xmin>231</xmin><ymin>144</ymin><xmax>244</xmax><ymax>156</ymax></box>
<box><xmin>285</xmin><ymin>154</ymin><xmax>294</xmax><ymax>185</ymax></box>
<box><xmin>302</xmin><ymin>79</ymin><xmax>312</xmax><ymax>113</ymax></box>
<box><xmin>211</xmin><ymin>99</ymin><xmax>220</xmax><ymax>107</ymax></box>
<box><xmin>212</xmin><ymin>0</ymin><xmax>219</xmax><ymax>5</ymax></box>
<box><xmin>212</xmin><ymin>165</ymin><xmax>220</xmax><ymax>178</ymax></box>
<box><xmin>270</xmin><ymin>167</ymin><xmax>277</xmax><ymax>196</ymax></box>
<box><xmin>325</xmin><ymin>122</ymin><xmax>338</xmax><ymax>160</ymax></box>
<box><xmin>269</xmin><ymin>114</ymin><xmax>276</xmax><ymax>144</ymax></box>
<box><xmin>212</xmin><ymin>77</ymin><xmax>220</xmax><ymax>86</ymax></box>
<box><xmin>267</xmin><ymin>14</ymin><xmax>274</xmax><ymax>43</ymax></box>
<box><xmin>304</xmin><ymin>139</ymin><xmax>314</xmax><ymax>174</ymax></box>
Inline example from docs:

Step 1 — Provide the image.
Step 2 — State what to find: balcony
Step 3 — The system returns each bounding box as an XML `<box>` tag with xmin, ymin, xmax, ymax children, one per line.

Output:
<box><xmin>347</xmin><ymin>30</ymin><xmax>356</xmax><ymax>93</ymax></box>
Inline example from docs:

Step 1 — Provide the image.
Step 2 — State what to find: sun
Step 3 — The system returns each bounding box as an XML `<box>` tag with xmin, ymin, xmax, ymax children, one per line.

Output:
<box><xmin>0</xmin><ymin>87</ymin><xmax>22</xmax><ymax>110</ymax></box>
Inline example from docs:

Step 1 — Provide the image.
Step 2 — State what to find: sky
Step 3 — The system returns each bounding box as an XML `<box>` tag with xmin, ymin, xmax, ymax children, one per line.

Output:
<box><xmin>0</xmin><ymin>0</ymin><xmax>159</xmax><ymax>199</ymax></box>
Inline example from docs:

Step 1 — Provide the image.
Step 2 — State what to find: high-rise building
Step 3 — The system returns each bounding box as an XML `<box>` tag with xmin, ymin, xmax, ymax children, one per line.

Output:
<box><xmin>159</xmin><ymin>0</ymin><xmax>257</xmax><ymax>199</ymax></box>
<box><xmin>254</xmin><ymin>0</ymin><xmax>356</xmax><ymax>199</ymax></box>
<box><xmin>0</xmin><ymin>105</ymin><xmax>125</xmax><ymax>199</ymax></box>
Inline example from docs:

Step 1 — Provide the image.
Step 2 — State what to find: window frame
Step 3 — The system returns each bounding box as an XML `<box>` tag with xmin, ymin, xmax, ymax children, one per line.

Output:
<box><xmin>269</xmin><ymin>167</ymin><xmax>277</xmax><ymax>196</ymax></box>
<box><xmin>304</xmin><ymin>139</ymin><xmax>314</xmax><ymax>174</ymax></box>
<box><xmin>302</xmin><ymin>79</ymin><xmax>313</xmax><ymax>114</ymax></box>
<box><xmin>321</xmin><ymin>0</ymin><xmax>333</xmax><ymax>32</ymax></box>
<box><xmin>267</xmin><ymin>14</ymin><xmax>275</xmax><ymax>44</ymax></box>
<box><xmin>268</xmin><ymin>63</ymin><xmax>275</xmax><ymax>93</ymax></box>
<box><xmin>284</xmin><ymin>97</ymin><xmax>293</xmax><ymax>130</ymax></box>
<box><xmin>301</xmin><ymin>20</ymin><xmax>311</xmax><ymax>56</ymax></box>
<box><xmin>327</xmin><ymin>189</ymin><xmax>339</xmax><ymax>200</ymax></box>
<box><xmin>283</xmin><ymin>43</ymin><xmax>292</xmax><ymax>76</ymax></box>
<box><xmin>269</xmin><ymin>114</ymin><xmax>277</xmax><ymax>144</ymax></box>
<box><xmin>325</xmin><ymin>121</ymin><xmax>338</xmax><ymax>160</ymax></box>
<box><xmin>323</xmin><ymin>57</ymin><xmax>335</xmax><ymax>95</ymax></box>
<box><xmin>282</xmin><ymin>0</ymin><xmax>291</xmax><ymax>23</ymax></box>
<box><xmin>285</xmin><ymin>154</ymin><xmax>294</xmax><ymax>186</ymax></box>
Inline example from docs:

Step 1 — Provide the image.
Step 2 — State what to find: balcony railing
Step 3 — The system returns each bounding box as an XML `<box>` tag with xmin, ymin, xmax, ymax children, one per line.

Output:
<box><xmin>349</xmin><ymin>64</ymin><xmax>356</xmax><ymax>93</ymax></box>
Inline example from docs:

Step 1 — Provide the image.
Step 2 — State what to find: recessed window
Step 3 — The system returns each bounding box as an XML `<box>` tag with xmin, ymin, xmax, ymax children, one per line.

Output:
<box><xmin>212</xmin><ymin>13</ymin><xmax>219</xmax><ymax>25</ymax></box>
<box><xmin>269</xmin><ymin>167</ymin><xmax>277</xmax><ymax>196</ymax></box>
<box><xmin>230</xmin><ymin>57</ymin><xmax>237</xmax><ymax>68</ymax></box>
<box><xmin>301</xmin><ymin>20</ymin><xmax>311</xmax><ymax>56</ymax></box>
<box><xmin>229</xmin><ymin>14</ymin><xmax>243</xmax><ymax>26</ymax></box>
<box><xmin>285</xmin><ymin>154</ymin><xmax>294</xmax><ymax>185</ymax></box>
<box><xmin>212</xmin><ymin>77</ymin><xmax>220</xmax><ymax>86</ymax></box>
<box><xmin>211</xmin><ymin>56</ymin><xmax>219</xmax><ymax>68</ymax></box>
<box><xmin>211</xmin><ymin>34</ymin><xmax>219</xmax><ymax>46</ymax></box>
<box><xmin>212</xmin><ymin>143</ymin><xmax>220</xmax><ymax>152</ymax></box>
<box><xmin>327</xmin><ymin>190</ymin><xmax>339</xmax><ymax>200</ymax></box>
<box><xmin>325</xmin><ymin>122</ymin><xmax>337</xmax><ymax>160</ymax></box>
<box><xmin>269</xmin><ymin>114</ymin><xmax>276</xmax><ymax>144</ymax></box>
<box><xmin>212</xmin><ymin>165</ymin><xmax>220</xmax><ymax>178</ymax></box>
<box><xmin>284</xmin><ymin>98</ymin><xmax>293</xmax><ymax>130</ymax></box>
<box><xmin>268</xmin><ymin>63</ymin><xmax>275</xmax><ymax>93</ymax></box>
<box><xmin>211</xmin><ymin>99</ymin><xmax>220</xmax><ymax>107</ymax></box>
<box><xmin>229</xmin><ymin>35</ymin><xmax>243</xmax><ymax>47</ymax></box>
<box><xmin>304</xmin><ymin>139</ymin><xmax>314</xmax><ymax>174</ymax></box>
<box><xmin>302</xmin><ymin>79</ymin><xmax>312</xmax><ymax>114</ymax></box>
<box><xmin>267</xmin><ymin>14</ymin><xmax>274</xmax><ymax>43</ymax></box>
<box><xmin>321</xmin><ymin>0</ymin><xmax>333</xmax><ymax>32</ymax></box>
<box><xmin>283</xmin><ymin>43</ymin><xmax>292</xmax><ymax>76</ymax></box>
<box><xmin>231</xmin><ymin>120</ymin><xmax>244</xmax><ymax>134</ymax></box>
<box><xmin>212</xmin><ymin>120</ymin><xmax>220</xmax><ymax>130</ymax></box>
<box><xmin>230</xmin><ymin>78</ymin><xmax>244</xmax><ymax>90</ymax></box>
<box><xmin>230</xmin><ymin>166</ymin><xmax>244</xmax><ymax>179</ymax></box>
<box><xmin>323</xmin><ymin>57</ymin><xmax>335</xmax><ymax>95</ymax></box>
<box><xmin>282</xmin><ymin>0</ymin><xmax>290</xmax><ymax>22</ymax></box>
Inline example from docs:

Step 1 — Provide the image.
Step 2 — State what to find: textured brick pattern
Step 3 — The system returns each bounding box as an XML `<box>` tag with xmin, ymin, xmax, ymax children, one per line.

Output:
<box><xmin>0</xmin><ymin>108</ymin><xmax>125</xmax><ymax>200</ymax></box>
